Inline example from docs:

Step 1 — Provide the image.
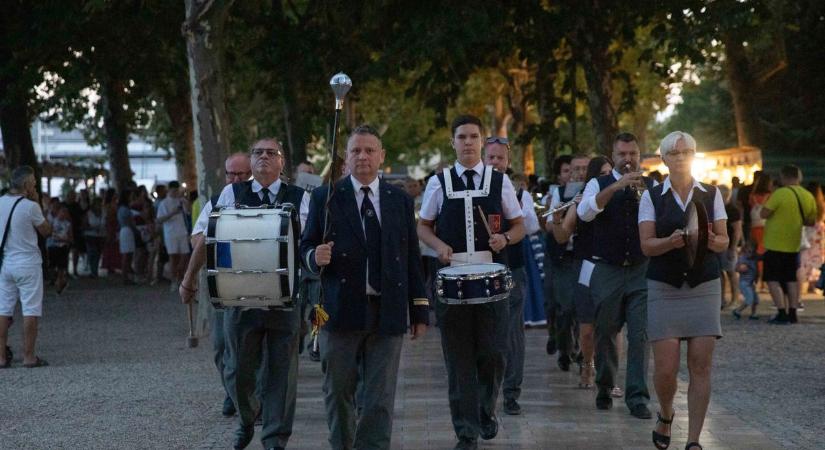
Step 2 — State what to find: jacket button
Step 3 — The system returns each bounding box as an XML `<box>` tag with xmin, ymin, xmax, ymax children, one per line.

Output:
<box><xmin>397</xmin><ymin>282</ymin><xmax>402</xmax><ymax>287</ymax></box>
<box><xmin>342</xmin><ymin>252</ymin><xmax>347</xmax><ymax>257</ymax></box>
<box><xmin>341</xmin><ymin>278</ymin><xmax>347</xmax><ymax>284</ymax></box>
<box><xmin>395</xmin><ymin>256</ymin><xmax>400</xmax><ymax>261</ymax></box>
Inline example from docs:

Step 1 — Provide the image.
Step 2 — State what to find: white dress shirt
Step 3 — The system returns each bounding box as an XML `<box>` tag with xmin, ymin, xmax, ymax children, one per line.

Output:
<box><xmin>419</xmin><ymin>161</ymin><xmax>523</xmax><ymax>221</ymax></box>
<box><xmin>518</xmin><ymin>189</ymin><xmax>540</xmax><ymax>235</ymax></box>
<box><xmin>638</xmin><ymin>176</ymin><xmax>727</xmax><ymax>223</ymax></box>
<box><xmin>191</xmin><ymin>179</ymin><xmax>310</xmax><ymax>236</ymax></box>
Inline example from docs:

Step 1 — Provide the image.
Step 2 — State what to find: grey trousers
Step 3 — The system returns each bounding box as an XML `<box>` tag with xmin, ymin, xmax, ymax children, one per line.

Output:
<box><xmin>320</xmin><ymin>329</ymin><xmax>403</xmax><ymax>450</ymax></box>
<box><xmin>549</xmin><ymin>256</ymin><xmax>578</xmax><ymax>361</ymax></box>
<box><xmin>590</xmin><ymin>261</ymin><xmax>650</xmax><ymax>409</ymax></box>
<box><xmin>437</xmin><ymin>299</ymin><xmax>509</xmax><ymax>440</ymax></box>
<box><xmin>210</xmin><ymin>307</ymin><xmax>231</xmax><ymax>400</ymax></box>
<box><xmin>503</xmin><ymin>267</ymin><xmax>526</xmax><ymax>402</ymax></box>
<box><xmin>224</xmin><ymin>307</ymin><xmax>300</xmax><ymax>449</ymax></box>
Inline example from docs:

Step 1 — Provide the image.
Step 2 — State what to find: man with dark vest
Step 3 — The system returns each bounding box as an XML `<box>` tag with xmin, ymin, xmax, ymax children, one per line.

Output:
<box><xmin>545</xmin><ymin>153</ymin><xmax>590</xmax><ymax>372</ymax></box>
<box><xmin>181</xmin><ymin>139</ymin><xmax>308</xmax><ymax>450</ymax></box>
<box><xmin>543</xmin><ymin>155</ymin><xmax>572</xmax><ymax>356</ymax></box>
<box><xmin>180</xmin><ymin>152</ymin><xmax>251</xmax><ymax>417</ymax></box>
<box><xmin>483</xmin><ymin>136</ymin><xmax>539</xmax><ymax>416</ymax></box>
<box><xmin>577</xmin><ymin>132</ymin><xmax>655</xmax><ymax>419</ymax></box>
<box><xmin>418</xmin><ymin>115</ymin><xmax>525</xmax><ymax>450</ymax></box>
<box><xmin>301</xmin><ymin>125</ymin><xmax>429</xmax><ymax>449</ymax></box>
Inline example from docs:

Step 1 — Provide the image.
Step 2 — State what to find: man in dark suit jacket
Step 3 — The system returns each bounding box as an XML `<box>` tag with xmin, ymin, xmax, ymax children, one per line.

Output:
<box><xmin>301</xmin><ymin>125</ymin><xmax>429</xmax><ymax>450</ymax></box>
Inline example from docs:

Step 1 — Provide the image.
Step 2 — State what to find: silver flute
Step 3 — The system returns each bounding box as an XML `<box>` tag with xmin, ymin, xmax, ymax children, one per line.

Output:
<box><xmin>542</xmin><ymin>200</ymin><xmax>578</xmax><ymax>218</ymax></box>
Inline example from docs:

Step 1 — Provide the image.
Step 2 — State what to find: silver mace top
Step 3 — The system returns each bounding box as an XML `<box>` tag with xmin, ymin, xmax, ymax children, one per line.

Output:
<box><xmin>330</xmin><ymin>72</ymin><xmax>352</xmax><ymax>110</ymax></box>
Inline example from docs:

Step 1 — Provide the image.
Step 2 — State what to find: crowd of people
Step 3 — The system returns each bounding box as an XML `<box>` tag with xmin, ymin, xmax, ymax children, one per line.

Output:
<box><xmin>2</xmin><ymin>116</ymin><xmax>824</xmax><ymax>450</ymax></box>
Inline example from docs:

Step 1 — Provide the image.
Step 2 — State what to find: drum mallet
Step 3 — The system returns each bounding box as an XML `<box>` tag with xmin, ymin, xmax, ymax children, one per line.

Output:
<box><xmin>186</xmin><ymin>302</ymin><xmax>198</xmax><ymax>348</ymax></box>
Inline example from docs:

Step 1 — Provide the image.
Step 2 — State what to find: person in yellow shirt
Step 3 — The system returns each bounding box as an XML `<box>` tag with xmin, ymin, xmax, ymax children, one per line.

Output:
<box><xmin>760</xmin><ymin>165</ymin><xmax>817</xmax><ymax>324</ymax></box>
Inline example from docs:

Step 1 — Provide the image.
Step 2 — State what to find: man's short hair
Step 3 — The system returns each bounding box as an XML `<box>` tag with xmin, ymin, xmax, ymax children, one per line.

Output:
<box><xmin>571</xmin><ymin>152</ymin><xmax>593</xmax><ymax>161</ymax></box>
<box><xmin>553</xmin><ymin>155</ymin><xmax>573</xmax><ymax>176</ymax></box>
<box><xmin>249</xmin><ymin>137</ymin><xmax>283</xmax><ymax>153</ymax></box>
<box><xmin>168</xmin><ymin>180</ymin><xmax>180</xmax><ymax>189</ymax></box>
<box><xmin>781</xmin><ymin>165</ymin><xmax>801</xmax><ymax>180</ymax></box>
<box><xmin>10</xmin><ymin>166</ymin><xmax>35</xmax><ymax>190</ymax></box>
<box><xmin>451</xmin><ymin>115</ymin><xmax>484</xmax><ymax>137</ymax></box>
<box><xmin>348</xmin><ymin>124</ymin><xmax>382</xmax><ymax>146</ymax></box>
<box><xmin>613</xmin><ymin>132</ymin><xmax>639</xmax><ymax>151</ymax></box>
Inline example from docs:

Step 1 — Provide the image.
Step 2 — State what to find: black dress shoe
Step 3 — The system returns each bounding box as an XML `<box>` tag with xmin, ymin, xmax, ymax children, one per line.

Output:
<box><xmin>233</xmin><ymin>425</ymin><xmax>254</xmax><ymax>449</ymax></box>
<box><xmin>557</xmin><ymin>355</ymin><xmax>571</xmax><ymax>372</ymax></box>
<box><xmin>480</xmin><ymin>413</ymin><xmax>498</xmax><ymax>440</ymax></box>
<box><xmin>596</xmin><ymin>392</ymin><xmax>613</xmax><ymax>410</ymax></box>
<box><xmin>546</xmin><ymin>337</ymin><xmax>557</xmax><ymax>355</ymax></box>
<box><xmin>503</xmin><ymin>398</ymin><xmax>522</xmax><ymax>415</ymax></box>
<box><xmin>222</xmin><ymin>396</ymin><xmax>237</xmax><ymax>417</ymax></box>
<box><xmin>454</xmin><ymin>437</ymin><xmax>478</xmax><ymax>450</ymax></box>
<box><xmin>630</xmin><ymin>403</ymin><xmax>652</xmax><ymax>419</ymax></box>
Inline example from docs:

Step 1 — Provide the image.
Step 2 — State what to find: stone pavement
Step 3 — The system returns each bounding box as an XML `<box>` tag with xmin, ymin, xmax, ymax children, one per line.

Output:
<box><xmin>1</xmin><ymin>277</ymin><xmax>822</xmax><ymax>449</ymax></box>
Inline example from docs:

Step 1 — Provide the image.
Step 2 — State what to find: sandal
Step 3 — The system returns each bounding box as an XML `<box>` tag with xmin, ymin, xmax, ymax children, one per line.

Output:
<box><xmin>23</xmin><ymin>357</ymin><xmax>49</xmax><ymax>368</ymax></box>
<box><xmin>685</xmin><ymin>443</ymin><xmax>702</xmax><ymax>450</ymax></box>
<box><xmin>652</xmin><ymin>411</ymin><xmax>674</xmax><ymax>449</ymax></box>
<box><xmin>578</xmin><ymin>361</ymin><xmax>595</xmax><ymax>389</ymax></box>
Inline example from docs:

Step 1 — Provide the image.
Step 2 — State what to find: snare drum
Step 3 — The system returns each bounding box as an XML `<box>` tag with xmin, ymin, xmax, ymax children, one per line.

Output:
<box><xmin>436</xmin><ymin>263</ymin><xmax>513</xmax><ymax>305</ymax></box>
<box><xmin>205</xmin><ymin>205</ymin><xmax>299</xmax><ymax>309</ymax></box>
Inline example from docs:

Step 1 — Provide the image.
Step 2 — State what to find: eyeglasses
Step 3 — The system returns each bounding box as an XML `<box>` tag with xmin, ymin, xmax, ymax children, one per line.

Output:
<box><xmin>251</xmin><ymin>148</ymin><xmax>282</xmax><ymax>157</ymax></box>
<box><xmin>664</xmin><ymin>149</ymin><xmax>695</xmax><ymax>158</ymax></box>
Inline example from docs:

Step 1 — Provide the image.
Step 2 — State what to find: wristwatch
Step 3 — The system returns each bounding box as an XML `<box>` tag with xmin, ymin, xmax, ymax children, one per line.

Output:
<box><xmin>504</xmin><ymin>232</ymin><xmax>511</xmax><ymax>243</ymax></box>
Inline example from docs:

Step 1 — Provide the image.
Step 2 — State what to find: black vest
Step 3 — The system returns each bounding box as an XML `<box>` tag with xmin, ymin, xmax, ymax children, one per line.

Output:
<box><xmin>573</xmin><ymin>218</ymin><xmax>594</xmax><ymax>261</ymax></box>
<box><xmin>592</xmin><ymin>174</ymin><xmax>655</xmax><ymax>266</ymax></box>
<box><xmin>646</xmin><ymin>183</ymin><xmax>721</xmax><ymax>288</ymax></box>
<box><xmin>505</xmin><ymin>188</ymin><xmax>526</xmax><ymax>269</ymax></box>
<box><xmin>435</xmin><ymin>166</ymin><xmax>509</xmax><ymax>265</ymax></box>
<box><xmin>231</xmin><ymin>180</ymin><xmax>304</xmax><ymax>210</ymax></box>
<box><xmin>546</xmin><ymin>188</ymin><xmax>575</xmax><ymax>263</ymax></box>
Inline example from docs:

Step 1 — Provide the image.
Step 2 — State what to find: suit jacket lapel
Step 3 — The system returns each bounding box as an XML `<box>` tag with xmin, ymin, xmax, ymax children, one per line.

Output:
<box><xmin>335</xmin><ymin>178</ymin><xmax>366</xmax><ymax>248</ymax></box>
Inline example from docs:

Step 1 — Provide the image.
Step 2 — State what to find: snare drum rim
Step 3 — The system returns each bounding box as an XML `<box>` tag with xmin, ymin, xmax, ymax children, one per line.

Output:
<box><xmin>438</xmin><ymin>292</ymin><xmax>510</xmax><ymax>305</ymax></box>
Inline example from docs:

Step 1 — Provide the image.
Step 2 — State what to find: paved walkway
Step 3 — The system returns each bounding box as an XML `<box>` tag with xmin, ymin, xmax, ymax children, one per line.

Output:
<box><xmin>1</xmin><ymin>277</ymin><xmax>822</xmax><ymax>449</ymax></box>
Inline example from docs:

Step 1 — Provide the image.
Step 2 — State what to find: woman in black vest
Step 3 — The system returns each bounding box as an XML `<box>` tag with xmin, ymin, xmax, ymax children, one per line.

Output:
<box><xmin>639</xmin><ymin>131</ymin><xmax>729</xmax><ymax>450</ymax></box>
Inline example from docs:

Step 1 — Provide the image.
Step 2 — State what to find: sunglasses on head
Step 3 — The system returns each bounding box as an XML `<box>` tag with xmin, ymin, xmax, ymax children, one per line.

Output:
<box><xmin>485</xmin><ymin>136</ymin><xmax>509</xmax><ymax>145</ymax></box>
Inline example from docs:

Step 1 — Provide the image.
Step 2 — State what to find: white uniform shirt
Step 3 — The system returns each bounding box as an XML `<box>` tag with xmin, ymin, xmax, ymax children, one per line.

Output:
<box><xmin>0</xmin><ymin>195</ymin><xmax>46</xmax><ymax>267</ymax></box>
<box><xmin>638</xmin><ymin>177</ymin><xmax>727</xmax><ymax>223</ymax></box>
<box><xmin>518</xmin><ymin>189</ymin><xmax>540</xmax><ymax>235</ymax></box>
<box><xmin>157</xmin><ymin>196</ymin><xmax>189</xmax><ymax>239</ymax></box>
<box><xmin>577</xmin><ymin>169</ymin><xmax>660</xmax><ymax>222</ymax></box>
<box><xmin>419</xmin><ymin>161</ymin><xmax>523</xmax><ymax>221</ymax></box>
<box><xmin>191</xmin><ymin>179</ymin><xmax>310</xmax><ymax>236</ymax></box>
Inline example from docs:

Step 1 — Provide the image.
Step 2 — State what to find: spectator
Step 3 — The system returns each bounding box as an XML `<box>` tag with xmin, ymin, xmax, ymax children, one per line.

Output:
<box><xmin>84</xmin><ymin>197</ymin><xmax>106</xmax><ymax>278</ymax></box>
<box><xmin>718</xmin><ymin>185</ymin><xmax>743</xmax><ymax>308</ymax></box>
<box><xmin>799</xmin><ymin>182</ymin><xmax>825</xmax><ymax>293</ymax></box>
<box><xmin>749</xmin><ymin>174</ymin><xmax>772</xmax><ymax>257</ymax></box>
<box><xmin>156</xmin><ymin>181</ymin><xmax>191</xmax><ymax>292</ymax></box>
<box><xmin>117</xmin><ymin>189</ymin><xmax>138</xmax><ymax>285</ymax></box>
<box><xmin>761</xmin><ymin>165</ymin><xmax>817</xmax><ymax>324</ymax></box>
<box><xmin>295</xmin><ymin>160</ymin><xmax>316</xmax><ymax>175</ymax></box>
<box><xmin>736</xmin><ymin>171</ymin><xmax>763</xmax><ymax>240</ymax></box>
<box><xmin>0</xmin><ymin>166</ymin><xmax>53</xmax><ymax>368</ymax></box>
<box><xmin>65</xmin><ymin>190</ymin><xmax>86</xmax><ymax>277</ymax></box>
<box><xmin>732</xmin><ymin>240</ymin><xmax>760</xmax><ymax>320</ymax></box>
<box><xmin>131</xmin><ymin>188</ymin><xmax>151</xmax><ymax>283</ymax></box>
<box><xmin>47</xmin><ymin>204</ymin><xmax>73</xmax><ymax>294</ymax></box>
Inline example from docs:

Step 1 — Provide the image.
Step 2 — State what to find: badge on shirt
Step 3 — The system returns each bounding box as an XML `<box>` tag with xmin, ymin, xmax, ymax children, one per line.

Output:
<box><xmin>488</xmin><ymin>214</ymin><xmax>501</xmax><ymax>233</ymax></box>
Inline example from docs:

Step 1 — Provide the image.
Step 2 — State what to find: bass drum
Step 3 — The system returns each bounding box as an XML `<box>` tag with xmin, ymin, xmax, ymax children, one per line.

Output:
<box><xmin>205</xmin><ymin>204</ymin><xmax>299</xmax><ymax>309</ymax></box>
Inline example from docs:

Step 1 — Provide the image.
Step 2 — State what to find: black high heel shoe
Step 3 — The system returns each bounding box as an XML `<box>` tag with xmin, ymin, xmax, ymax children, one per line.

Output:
<box><xmin>652</xmin><ymin>411</ymin><xmax>674</xmax><ymax>449</ymax></box>
<box><xmin>685</xmin><ymin>443</ymin><xmax>702</xmax><ymax>450</ymax></box>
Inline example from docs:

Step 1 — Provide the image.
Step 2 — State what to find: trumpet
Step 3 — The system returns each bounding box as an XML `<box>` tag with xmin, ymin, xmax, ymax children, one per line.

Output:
<box><xmin>541</xmin><ymin>200</ymin><xmax>578</xmax><ymax>218</ymax></box>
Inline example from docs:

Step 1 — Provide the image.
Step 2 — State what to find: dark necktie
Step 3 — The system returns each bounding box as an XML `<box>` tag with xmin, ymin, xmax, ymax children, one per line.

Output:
<box><xmin>260</xmin><ymin>187</ymin><xmax>273</xmax><ymax>205</ymax></box>
<box><xmin>361</xmin><ymin>186</ymin><xmax>382</xmax><ymax>292</ymax></box>
<box><xmin>465</xmin><ymin>169</ymin><xmax>476</xmax><ymax>190</ymax></box>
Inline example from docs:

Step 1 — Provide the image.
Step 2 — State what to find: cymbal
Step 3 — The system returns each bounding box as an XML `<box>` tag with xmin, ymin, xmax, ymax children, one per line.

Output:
<box><xmin>683</xmin><ymin>200</ymin><xmax>709</xmax><ymax>270</ymax></box>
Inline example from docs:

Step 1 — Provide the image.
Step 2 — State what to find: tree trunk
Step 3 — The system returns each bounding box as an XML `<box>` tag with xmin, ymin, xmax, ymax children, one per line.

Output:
<box><xmin>162</xmin><ymin>86</ymin><xmax>197</xmax><ymax>189</ymax></box>
<box><xmin>282</xmin><ymin>91</ymin><xmax>308</xmax><ymax>176</ymax></box>
<box><xmin>723</xmin><ymin>34</ymin><xmax>762</xmax><ymax>148</ymax></box>
<box><xmin>183</xmin><ymin>0</ymin><xmax>234</xmax><ymax>201</ymax></box>
<box><xmin>536</xmin><ymin>62</ymin><xmax>561</xmax><ymax>178</ymax></box>
<box><xmin>575</xmin><ymin>18</ymin><xmax>618</xmax><ymax>156</ymax></box>
<box><xmin>100</xmin><ymin>79</ymin><xmax>133</xmax><ymax>192</ymax></box>
<box><xmin>0</xmin><ymin>91</ymin><xmax>40</xmax><ymax>191</ymax></box>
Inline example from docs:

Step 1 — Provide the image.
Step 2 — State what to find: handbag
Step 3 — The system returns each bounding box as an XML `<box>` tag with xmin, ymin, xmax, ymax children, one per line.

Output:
<box><xmin>0</xmin><ymin>196</ymin><xmax>25</xmax><ymax>272</ymax></box>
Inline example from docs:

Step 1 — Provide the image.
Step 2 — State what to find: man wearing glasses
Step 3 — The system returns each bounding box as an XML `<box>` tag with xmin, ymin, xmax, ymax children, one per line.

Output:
<box><xmin>483</xmin><ymin>136</ymin><xmax>541</xmax><ymax>416</ymax></box>
<box><xmin>181</xmin><ymin>139</ymin><xmax>309</xmax><ymax>450</ymax></box>
<box><xmin>418</xmin><ymin>115</ymin><xmax>525</xmax><ymax>450</ymax></box>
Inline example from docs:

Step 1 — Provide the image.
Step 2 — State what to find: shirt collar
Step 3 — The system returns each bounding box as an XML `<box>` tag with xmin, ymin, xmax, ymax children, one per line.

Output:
<box><xmin>611</xmin><ymin>168</ymin><xmax>622</xmax><ymax>181</ymax></box>
<box><xmin>454</xmin><ymin>161</ymin><xmax>485</xmax><ymax>177</ymax></box>
<box><xmin>251</xmin><ymin>178</ymin><xmax>282</xmax><ymax>195</ymax></box>
<box><xmin>660</xmin><ymin>176</ymin><xmax>706</xmax><ymax>196</ymax></box>
<box><xmin>350</xmin><ymin>175</ymin><xmax>380</xmax><ymax>195</ymax></box>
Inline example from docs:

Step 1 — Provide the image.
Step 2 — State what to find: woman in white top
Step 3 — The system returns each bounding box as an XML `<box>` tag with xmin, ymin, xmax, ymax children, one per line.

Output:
<box><xmin>84</xmin><ymin>197</ymin><xmax>106</xmax><ymax>278</ymax></box>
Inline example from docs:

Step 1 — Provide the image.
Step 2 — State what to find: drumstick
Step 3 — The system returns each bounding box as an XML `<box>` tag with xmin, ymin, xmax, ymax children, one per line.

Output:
<box><xmin>476</xmin><ymin>206</ymin><xmax>493</xmax><ymax>236</ymax></box>
<box><xmin>186</xmin><ymin>303</ymin><xmax>198</xmax><ymax>348</ymax></box>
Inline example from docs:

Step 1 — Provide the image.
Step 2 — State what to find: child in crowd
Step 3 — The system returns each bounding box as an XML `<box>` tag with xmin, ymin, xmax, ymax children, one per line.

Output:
<box><xmin>47</xmin><ymin>204</ymin><xmax>73</xmax><ymax>294</ymax></box>
<box><xmin>733</xmin><ymin>240</ymin><xmax>760</xmax><ymax>320</ymax></box>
